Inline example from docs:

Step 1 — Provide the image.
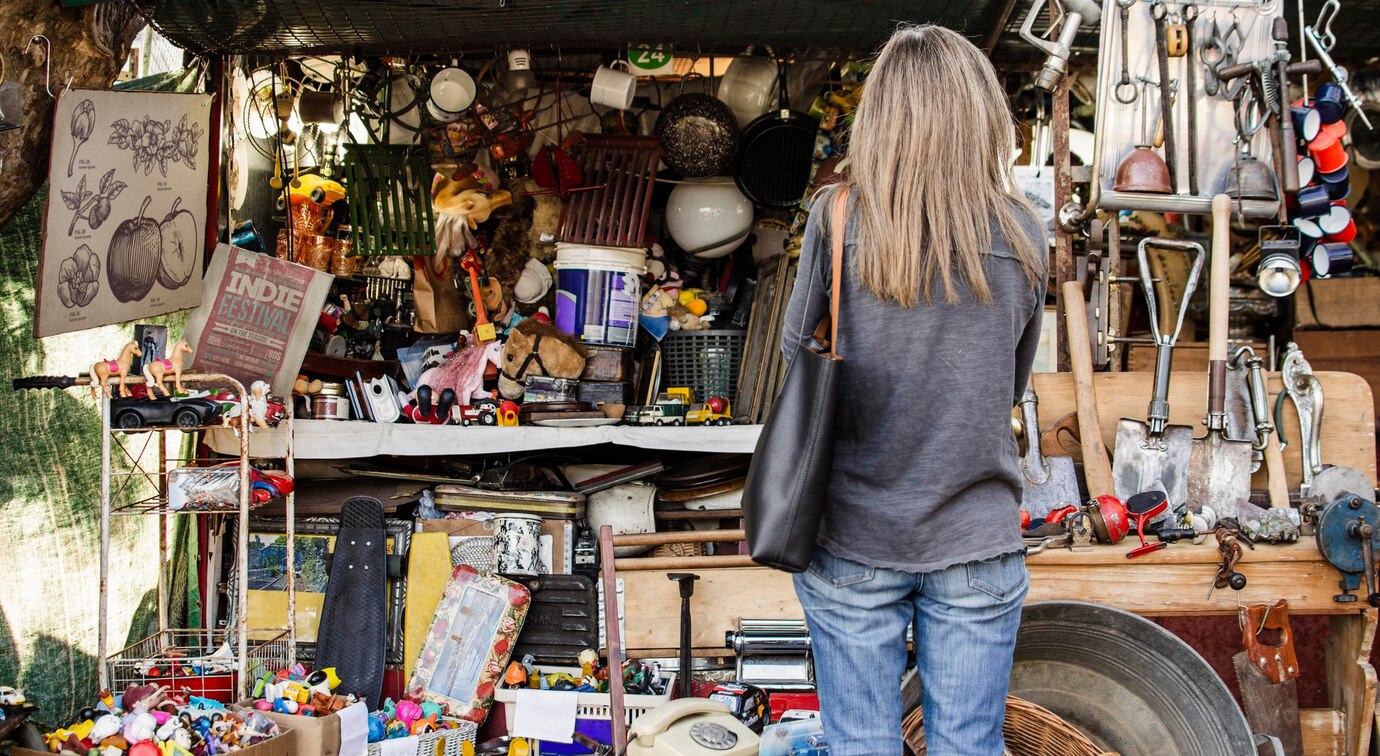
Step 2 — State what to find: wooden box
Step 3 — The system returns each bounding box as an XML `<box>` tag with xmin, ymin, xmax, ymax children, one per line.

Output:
<box><xmin>1292</xmin><ymin>330</ymin><xmax>1380</xmax><ymax>419</ymax></box>
<box><xmin>1295</xmin><ymin>278</ymin><xmax>1380</xmax><ymax>329</ymax></box>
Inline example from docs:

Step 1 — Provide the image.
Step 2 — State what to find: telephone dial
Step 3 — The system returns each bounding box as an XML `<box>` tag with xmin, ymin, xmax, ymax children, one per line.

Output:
<box><xmin>626</xmin><ymin>698</ymin><xmax>762</xmax><ymax>755</ymax></box>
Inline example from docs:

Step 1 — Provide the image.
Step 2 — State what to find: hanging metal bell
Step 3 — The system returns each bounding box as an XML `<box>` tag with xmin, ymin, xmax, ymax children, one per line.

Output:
<box><xmin>1223</xmin><ymin>155</ymin><xmax>1279</xmax><ymax>202</ymax></box>
<box><xmin>1114</xmin><ymin>145</ymin><xmax>1172</xmax><ymax>193</ymax></box>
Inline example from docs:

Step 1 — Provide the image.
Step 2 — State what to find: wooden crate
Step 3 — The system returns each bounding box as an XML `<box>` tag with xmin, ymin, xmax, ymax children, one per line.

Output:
<box><xmin>1294</xmin><ymin>330</ymin><xmax>1380</xmax><ymax>422</ymax></box>
<box><xmin>1297</xmin><ymin>278</ymin><xmax>1380</xmax><ymax>330</ymax></box>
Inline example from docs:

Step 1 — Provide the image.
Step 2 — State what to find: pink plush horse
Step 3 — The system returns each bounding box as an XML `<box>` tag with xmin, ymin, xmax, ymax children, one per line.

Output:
<box><xmin>399</xmin><ymin>335</ymin><xmax>503</xmax><ymax>413</ymax></box>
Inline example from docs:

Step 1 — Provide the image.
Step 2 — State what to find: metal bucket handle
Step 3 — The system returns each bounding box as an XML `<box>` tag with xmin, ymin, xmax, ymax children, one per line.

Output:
<box><xmin>1137</xmin><ymin>237</ymin><xmax>1204</xmax><ymax>431</ymax></box>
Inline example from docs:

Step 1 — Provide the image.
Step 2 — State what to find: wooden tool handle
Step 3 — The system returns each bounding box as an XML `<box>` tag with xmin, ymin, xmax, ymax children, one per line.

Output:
<box><xmin>1209</xmin><ymin>195</ymin><xmax>1231</xmax><ymax>364</ymax></box>
<box><xmin>612</xmin><ymin>529</ymin><xmax>745</xmax><ymax>547</ymax></box>
<box><xmin>1264</xmin><ymin>423</ymin><xmax>1292</xmax><ymax>510</ymax></box>
<box><xmin>1062</xmin><ymin>281</ymin><xmax>1115</xmax><ymax>497</ymax></box>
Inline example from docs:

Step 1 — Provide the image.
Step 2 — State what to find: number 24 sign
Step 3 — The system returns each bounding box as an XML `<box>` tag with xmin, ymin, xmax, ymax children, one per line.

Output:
<box><xmin>627</xmin><ymin>44</ymin><xmax>674</xmax><ymax>76</ymax></box>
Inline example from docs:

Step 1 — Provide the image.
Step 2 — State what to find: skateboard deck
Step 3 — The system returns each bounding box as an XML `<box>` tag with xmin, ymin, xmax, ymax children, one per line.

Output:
<box><xmin>315</xmin><ymin>497</ymin><xmax>387</xmax><ymax>707</ymax></box>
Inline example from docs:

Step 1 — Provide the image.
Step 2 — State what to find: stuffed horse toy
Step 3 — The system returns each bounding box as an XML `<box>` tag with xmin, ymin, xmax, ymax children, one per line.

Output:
<box><xmin>399</xmin><ymin>335</ymin><xmax>503</xmax><ymax>422</ymax></box>
<box><xmin>90</xmin><ymin>341</ymin><xmax>142</xmax><ymax>399</ymax></box>
<box><xmin>144</xmin><ymin>339</ymin><xmax>193</xmax><ymax>397</ymax></box>
<box><xmin>498</xmin><ymin>318</ymin><xmax>588</xmax><ymax>400</ymax></box>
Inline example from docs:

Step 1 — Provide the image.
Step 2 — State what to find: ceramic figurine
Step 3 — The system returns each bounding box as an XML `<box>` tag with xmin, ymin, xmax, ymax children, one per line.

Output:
<box><xmin>90</xmin><ymin>341</ymin><xmax>143</xmax><ymax>399</ymax></box>
<box><xmin>143</xmin><ymin>339</ymin><xmax>193</xmax><ymax>397</ymax></box>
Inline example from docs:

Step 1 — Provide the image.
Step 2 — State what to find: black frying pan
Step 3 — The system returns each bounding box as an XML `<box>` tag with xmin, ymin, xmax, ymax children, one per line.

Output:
<box><xmin>734</xmin><ymin>60</ymin><xmax>819</xmax><ymax>209</ymax></box>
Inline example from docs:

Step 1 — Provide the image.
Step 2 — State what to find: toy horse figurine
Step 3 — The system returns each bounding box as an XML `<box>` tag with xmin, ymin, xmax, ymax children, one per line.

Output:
<box><xmin>497</xmin><ymin>318</ymin><xmax>588</xmax><ymax>400</ymax></box>
<box><xmin>90</xmin><ymin>341</ymin><xmax>142</xmax><ymax>399</ymax></box>
<box><xmin>144</xmin><ymin>339</ymin><xmax>193</xmax><ymax>397</ymax></box>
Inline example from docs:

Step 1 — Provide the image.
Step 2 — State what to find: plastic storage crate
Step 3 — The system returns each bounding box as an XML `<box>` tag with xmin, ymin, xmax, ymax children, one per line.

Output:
<box><xmin>660</xmin><ymin>330</ymin><xmax>745</xmax><ymax>404</ymax></box>
<box><xmin>494</xmin><ymin>672</ymin><xmax>675</xmax><ymax>752</ymax></box>
<box><xmin>107</xmin><ymin>629</ymin><xmax>291</xmax><ymax>703</ymax></box>
<box><xmin>366</xmin><ymin>722</ymin><xmax>477</xmax><ymax>756</ymax></box>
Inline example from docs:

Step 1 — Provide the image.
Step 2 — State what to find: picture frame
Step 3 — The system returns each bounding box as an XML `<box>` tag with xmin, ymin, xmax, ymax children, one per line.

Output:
<box><xmin>224</xmin><ymin>516</ymin><xmax>412</xmax><ymax>665</ymax></box>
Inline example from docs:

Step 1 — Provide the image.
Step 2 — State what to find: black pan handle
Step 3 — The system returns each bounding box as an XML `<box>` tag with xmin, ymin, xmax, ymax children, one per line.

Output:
<box><xmin>12</xmin><ymin>375</ymin><xmax>78</xmax><ymax>391</ymax></box>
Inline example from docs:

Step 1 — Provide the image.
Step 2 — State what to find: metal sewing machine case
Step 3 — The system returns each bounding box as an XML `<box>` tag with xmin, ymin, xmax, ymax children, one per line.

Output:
<box><xmin>725</xmin><ymin>619</ymin><xmax>813</xmax><ymax>690</ymax></box>
<box><xmin>1092</xmin><ymin>0</ymin><xmax>1283</xmax><ymax>215</ymax></box>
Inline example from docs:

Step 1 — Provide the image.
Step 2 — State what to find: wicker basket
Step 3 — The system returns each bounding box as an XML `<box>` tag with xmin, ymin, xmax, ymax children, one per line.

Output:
<box><xmin>903</xmin><ymin>695</ymin><xmax>1109</xmax><ymax>756</ymax></box>
<box><xmin>660</xmin><ymin>329</ymin><xmax>745</xmax><ymax>404</ymax></box>
<box><xmin>366</xmin><ymin>722</ymin><xmax>476</xmax><ymax>756</ymax></box>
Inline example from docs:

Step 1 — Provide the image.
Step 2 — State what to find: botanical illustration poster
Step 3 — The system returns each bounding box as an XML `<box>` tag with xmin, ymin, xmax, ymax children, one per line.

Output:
<box><xmin>182</xmin><ymin>244</ymin><xmax>333</xmax><ymax>397</ymax></box>
<box><xmin>36</xmin><ymin>89</ymin><xmax>212</xmax><ymax>337</ymax></box>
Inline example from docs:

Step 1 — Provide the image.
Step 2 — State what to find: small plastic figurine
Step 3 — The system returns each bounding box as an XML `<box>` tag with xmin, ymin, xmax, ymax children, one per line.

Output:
<box><xmin>144</xmin><ymin>339</ymin><xmax>194</xmax><ymax>397</ymax></box>
<box><xmin>90</xmin><ymin>341</ymin><xmax>142</xmax><ymax>399</ymax></box>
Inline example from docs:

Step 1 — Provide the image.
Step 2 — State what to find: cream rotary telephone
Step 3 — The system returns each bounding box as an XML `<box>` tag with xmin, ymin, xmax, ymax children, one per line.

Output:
<box><xmin>626</xmin><ymin>698</ymin><xmax>761</xmax><ymax>755</ymax></box>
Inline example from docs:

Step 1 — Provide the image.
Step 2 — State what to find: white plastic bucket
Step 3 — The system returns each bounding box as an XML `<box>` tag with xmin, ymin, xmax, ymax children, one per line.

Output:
<box><xmin>554</xmin><ymin>244</ymin><xmax>647</xmax><ymax>348</ymax></box>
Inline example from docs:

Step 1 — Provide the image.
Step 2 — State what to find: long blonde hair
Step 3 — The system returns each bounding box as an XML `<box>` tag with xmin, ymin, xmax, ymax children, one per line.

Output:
<box><xmin>845</xmin><ymin>24</ymin><xmax>1044</xmax><ymax>306</ymax></box>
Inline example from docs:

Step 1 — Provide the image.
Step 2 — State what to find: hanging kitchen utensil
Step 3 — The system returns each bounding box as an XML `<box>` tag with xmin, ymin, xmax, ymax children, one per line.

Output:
<box><xmin>1183</xmin><ymin>4</ymin><xmax>1201</xmax><ymax>195</ymax></box>
<box><xmin>1018</xmin><ymin>386</ymin><xmax>1082</xmax><ymax>520</ymax></box>
<box><xmin>1115</xmin><ymin>78</ymin><xmax>1172</xmax><ymax>193</ymax></box>
<box><xmin>1112</xmin><ymin>237</ymin><xmax>1204</xmax><ymax>513</ymax></box>
<box><xmin>1232</xmin><ymin>601</ymin><xmax>1304</xmax><ymax>756</ymax></box>
<box><xmin>654</xmin><ymin>73</ymin><xmax>739</xmax><ymax>178</ymax></box>
<box><xmin>1188</xmin><ymin>195</ymin><xmax>1266</xmax><ymax>527</ymax></box>
<box><xmin>529</xmin><ymin>83</ymin><xmax>602</xmax><ymax>199</ymax></box>
<box><xmin>734</xmin><ymin>59</ymin><xmax>818</xmax><ymax>210</ymax></box>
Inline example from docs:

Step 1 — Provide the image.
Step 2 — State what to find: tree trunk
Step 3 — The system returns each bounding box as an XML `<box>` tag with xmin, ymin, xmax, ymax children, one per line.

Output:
<box><xmin>0</xmin><ymin>0</ymin><xmax>143</xmax><ymax>230</ymax></box>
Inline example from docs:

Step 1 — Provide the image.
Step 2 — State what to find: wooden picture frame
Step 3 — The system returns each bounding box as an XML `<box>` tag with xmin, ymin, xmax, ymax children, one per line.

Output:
<box><xmin>224</xmin><ymin>516</ymin><xmax>412</xmax><ymax>665</ymax></box>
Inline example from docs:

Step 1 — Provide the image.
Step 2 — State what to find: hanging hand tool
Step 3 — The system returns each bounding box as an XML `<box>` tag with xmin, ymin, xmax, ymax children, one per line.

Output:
<box><xmin>1063</xmin><ymin>281</ymin><xmax>1116</xmax><ymax>497</ymax></box>
<box><xmin>1019</xmin><ymin>0</ymin><xmax>1103</xmax><ymax>92</ymax></box>
<box><xmin>1113</xmin><ymin>238</ymin><xmax>1204</xmax><ymax>512</ymax></box>
<box><xmin>1018</xmin><ymin>386</ymin><xmax>1082</xmax><ymax>520</ymax></box>
<box><xmin>1151</xmin><ymin>1</ymin><xmax>1179</xmax><ymax>190</ymax></box>
<box><xmin>1188</xmin><ymin>196</ymin><xmax>1263</xmax><ymax>526</ymax></box>
<box><xmin>1113</xmin><ymin>0</ymin><xmax>1140</xmax><ymax>104</ymax></box>
<box><xmin>667</xmin><ymin>573</ymin><xmax>699</xmax><ymax>699</ymax></box>
<box><xmin>1305</xmin><ymin>7</ymin><xmax>1373</xmax><ymax>129</ymax></box>
<box><xmin>1183</xmin><ymin>5</ymin><xmax>1201</xmax><ymax>195</ymax></box>
<box><xmin>1232</xmin><ymin>600</ymin><xmax>1304</xmax><ymax>756</ymax></box>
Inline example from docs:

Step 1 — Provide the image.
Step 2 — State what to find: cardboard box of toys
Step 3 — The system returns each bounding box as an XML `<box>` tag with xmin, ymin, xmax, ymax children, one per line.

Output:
<box><xmin>15</xmin><ymin>729</ymin><xmax>298</xmax><ymax>756</ymax></box>
<box><xmin>232</xmin><ymin>701</ymin><xmax>342</xmax><ymax>756</ymax></box>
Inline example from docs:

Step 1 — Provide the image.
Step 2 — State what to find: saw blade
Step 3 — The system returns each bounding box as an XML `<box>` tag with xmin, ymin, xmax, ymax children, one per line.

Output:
<box><xmin>1232</xmin><ymin>651</ymin><xmax>1303</xmax><ymax>756</ymax></box>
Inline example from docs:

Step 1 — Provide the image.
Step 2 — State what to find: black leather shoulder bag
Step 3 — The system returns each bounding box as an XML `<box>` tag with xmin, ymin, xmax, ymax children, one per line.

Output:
<box><xmin>741</xmin><ymin>188</ymin><xmax>848</xmax><ymax>572</ymax></box>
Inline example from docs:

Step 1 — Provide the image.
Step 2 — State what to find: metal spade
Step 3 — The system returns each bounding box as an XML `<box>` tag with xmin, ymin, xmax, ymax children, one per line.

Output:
<box><xmin>1113</xmin><ymin>237</ymin><xmax>1204</xmax><ymax>512</ymax></box>
<box><xmin>1018</xmin><ymin>386</ymin><xmax>1082</xmax><ymax>520</ymax></box>
<box><xmin>1188</xmin><ymin>195</ymin><xmax>1265</xmax><ymax>524</ymax></box>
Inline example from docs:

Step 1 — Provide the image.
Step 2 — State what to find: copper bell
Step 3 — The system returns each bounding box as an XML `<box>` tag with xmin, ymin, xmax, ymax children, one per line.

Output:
<box><xmin>1114</xmin><ymin>145</ymin><xmax>1173</xmax><ymax>193</ymax></box>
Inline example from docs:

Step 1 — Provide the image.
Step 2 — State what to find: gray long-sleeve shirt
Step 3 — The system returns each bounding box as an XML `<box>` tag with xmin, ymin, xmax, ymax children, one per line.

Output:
<box><xmin>780</xmin><ymin>188</ymin><xmax>1046</xmax><ymax>574</ymax></box>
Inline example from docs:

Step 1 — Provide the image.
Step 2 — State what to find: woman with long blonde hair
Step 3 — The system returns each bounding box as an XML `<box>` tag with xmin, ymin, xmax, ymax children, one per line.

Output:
<box><xmin>781</xmin><ymin>25</ymin><xmax>1047</xmax><ymax>754</ymax></box>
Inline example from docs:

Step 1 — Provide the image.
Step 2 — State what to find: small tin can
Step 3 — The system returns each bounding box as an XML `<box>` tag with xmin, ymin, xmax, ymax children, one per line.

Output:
<box><xmin>312</xmin><ymin>382</ymin><xmax>351</xmax><ymax>420</ymax></box>
<box><xmin>494</xmin><ymin>513</ymin><xmax>543</xmax><ymax>576</ymax></box>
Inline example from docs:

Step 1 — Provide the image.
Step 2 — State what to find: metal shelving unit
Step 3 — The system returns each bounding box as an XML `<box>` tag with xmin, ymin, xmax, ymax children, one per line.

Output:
<box><xmin>94</xmin><ymin>373</ymin><xmax>296</xmax><ymax>701</ymax></box>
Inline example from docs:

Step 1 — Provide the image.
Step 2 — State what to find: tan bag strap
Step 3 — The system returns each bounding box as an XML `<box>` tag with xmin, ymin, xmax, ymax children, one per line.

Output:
<box><xmin>827</xmin><ymin>188</ymin><xmax>848</xmax><ymax>357</ymax></box>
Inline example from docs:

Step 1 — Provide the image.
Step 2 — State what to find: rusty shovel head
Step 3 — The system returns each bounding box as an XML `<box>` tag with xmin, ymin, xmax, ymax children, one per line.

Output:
<box><xmin>1188</xmin><ymin>430</ymin><xmax>1264</xmax><ymax>523</ymax></box>
<box><xmin>1113</xmin><ymin>418</ymin><xmax>1195</xmax><ymax>514</ymax></box>
<box><xmin>1021</xmin><ymin>454</ymin><xmax>1082</xmax><ymax>521</ymax></box>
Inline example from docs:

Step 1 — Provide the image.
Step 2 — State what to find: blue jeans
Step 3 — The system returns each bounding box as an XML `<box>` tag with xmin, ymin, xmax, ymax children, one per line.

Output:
<box><xmin>793</xmin><ymin>547</ymin><xmax>1028</xmax><ymax>755</ymax></box>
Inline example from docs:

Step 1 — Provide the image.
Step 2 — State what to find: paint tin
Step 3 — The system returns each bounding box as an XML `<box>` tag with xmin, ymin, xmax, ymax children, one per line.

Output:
<box><xmin>554</xmin><ymin>244</ymin><xmax>648</xmax><ymax>347</ymax></box>
<box><xmin>312</xmin><ymin>382</ymin><xmax>351</xmax><ymax>420</ymax></box>
<box><xmin>494</xmin><ymin>513</ymin><xmax>543</xmax><ymax>576</ymax></box>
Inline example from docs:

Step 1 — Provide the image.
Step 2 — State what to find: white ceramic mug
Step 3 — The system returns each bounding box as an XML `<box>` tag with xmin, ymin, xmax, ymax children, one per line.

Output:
<box><xmin>494</xmin><ymin>513</ymin><xmax>543</xmax><ymax>576</ymax></box>
<box><xmin>591</xmin><ymin>61</ymin><xmax>637</xmax><ymax>111</ymax></box>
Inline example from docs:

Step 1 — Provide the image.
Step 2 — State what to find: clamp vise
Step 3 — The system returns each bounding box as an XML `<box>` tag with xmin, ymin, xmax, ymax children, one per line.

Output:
<box><xmin>1315</xmin><ymin>492</ymin><xmax>1380</xmax><ymax>606</ymax></box>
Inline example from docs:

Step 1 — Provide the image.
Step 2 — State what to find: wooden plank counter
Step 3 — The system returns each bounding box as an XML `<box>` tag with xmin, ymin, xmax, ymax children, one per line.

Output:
<box><xmin>621</xmin><ymin>370</ymin><xmax>1378</xmax><ymax>754</ymax></box>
